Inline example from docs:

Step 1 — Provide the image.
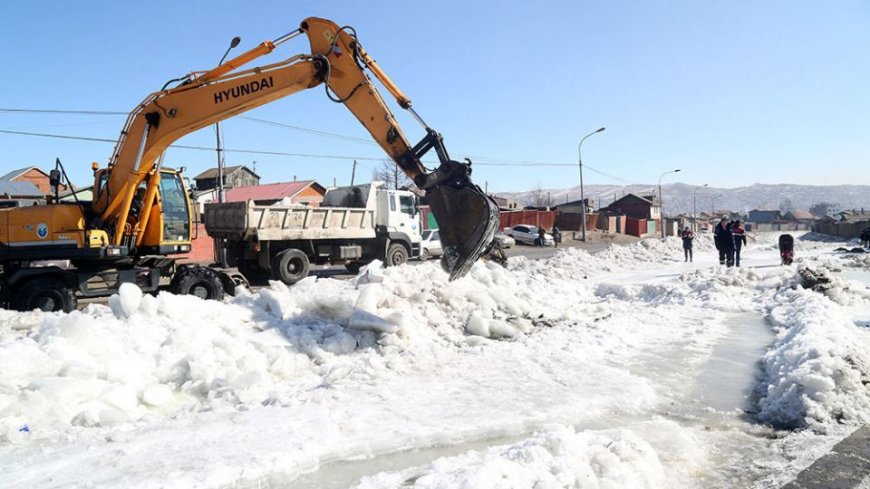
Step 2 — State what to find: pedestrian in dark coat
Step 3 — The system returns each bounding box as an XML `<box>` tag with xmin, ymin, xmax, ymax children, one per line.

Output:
<box><xmin>681</xmin><ymin>226</ymin><xmax>694</xmax><ymax>262</ymax></box>
<box><xmin>713</xmin><ymin>218</ymin><xmax>734</xmax><ymax>266</ymax></box>
<box><xmin>537</xmin><ymin>226</ymin><xmax>546</xmax><ymax>247</ymax></box>
<box><xmin>861</xmin><ymin>227</ymin><xmax>870</xmax><ymax>248</ymax></box>
<box><xmin>552</xmin><ymin>226</ymin><xmax>562</xmax><ymax>248</ymax></box>
<box><xmin>731</xmin><ymin>220</ymin><xmax>747</xmax><ymax>266</ymax></box>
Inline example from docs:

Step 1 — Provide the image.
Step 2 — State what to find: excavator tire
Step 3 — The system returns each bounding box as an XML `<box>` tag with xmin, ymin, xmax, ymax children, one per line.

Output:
<box><xmin>13</xmin><ymin>277</ymin><xmax>78</xmax><ymax>313</ymax></box>
<box><xmin>271</xmin><ymin>249</ymin><xmax>310</xmax><ymax>285</ymax></box>
<box><xmin>385</xmin><ymin>243</ymin><xmax>409</xmax><ymax>267</ymax></box>
<box><xmin>170</xmin><ymin>266</ymin><xmax>225</xmax><ymax>301</ymax></box>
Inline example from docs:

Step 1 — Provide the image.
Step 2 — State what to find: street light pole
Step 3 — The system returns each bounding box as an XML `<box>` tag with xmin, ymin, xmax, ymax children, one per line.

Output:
<box><xmin>692</xmin><ymin>184</ymin><xmax>708</xmax><ymax>232</ymax></box>
<box><xmin>657</xmin><ymin>168</ymin><xmax>681</xmax><ymax>238</ymax></box>
<box><xmin>578</xmin><ymin>127</ymin><xmax>606</xmax><ymax>241</ymax></box>
<box><xmin>711</xmin><ymin>193</ymin><xmax>723</xmax><ymax>219</ymax></box>
<box><xmin>215</xmin><ymin>36</ymin><xmax>241</xmax><ymax>204</ymax></box>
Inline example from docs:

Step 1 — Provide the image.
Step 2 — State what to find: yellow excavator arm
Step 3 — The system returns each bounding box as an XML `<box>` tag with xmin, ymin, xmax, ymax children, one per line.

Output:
<box><xmin>93</xmin><ymin>17</ymin><xmax>498</xmax><ymax>280</ymax></box>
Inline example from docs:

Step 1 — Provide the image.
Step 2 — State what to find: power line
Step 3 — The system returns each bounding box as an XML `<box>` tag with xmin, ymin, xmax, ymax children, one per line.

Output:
<box><xmin>0</xmin><ymin>108</ymin><xmax>126</xmax><ymax>115</ymax></box>
<box><xmin>0</xmin><ymin>109</ymin><xmax>637</xmax><ymax>183</ymax></box>
<box><xmin>239</xmin><ymin>116</ymin><xmax>376</xmax><ymax>144</ymax></box>
<box><xmin>0</xmin><ymin>129</ymin><xmax>385</xmax><ymax>161</ymax></box>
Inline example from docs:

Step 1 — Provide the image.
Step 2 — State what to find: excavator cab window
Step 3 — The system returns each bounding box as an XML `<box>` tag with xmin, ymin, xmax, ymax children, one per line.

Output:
<box><xmin>158</xmin><ymin>173</ymin><xmax>191</xmax><ymax>242</ymax></box>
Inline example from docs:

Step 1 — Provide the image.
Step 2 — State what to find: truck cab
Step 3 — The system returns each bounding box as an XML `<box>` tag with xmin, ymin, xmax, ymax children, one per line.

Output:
<box><xmin>375</xmin><ymin>187</ymin><xmax>422</xmax><ymax>258</ymax></box>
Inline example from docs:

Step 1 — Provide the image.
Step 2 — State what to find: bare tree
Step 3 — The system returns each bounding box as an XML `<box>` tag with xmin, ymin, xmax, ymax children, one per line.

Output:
<box><xmin>372</xmin><ymin>159</ymin><xmax>414</xmax><ymax>190</ymax></box>
<box><xmin>528</xmin><ymin>182</ymin><xmax>546</xmax><ymax>207</ymax></box>
<box><xmin>779</xmin><ymin>197</ymin><xmax>795</xmax><ymax>213</ymax></box>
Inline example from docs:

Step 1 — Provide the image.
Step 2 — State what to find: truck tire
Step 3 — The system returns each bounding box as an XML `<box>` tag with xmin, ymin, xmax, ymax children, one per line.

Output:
<box><xmin>271</xmin><ymin>249</ymin><xmax>310</xmax><ymax>285</ymax></box>
<box><xmin>170</xmin><ymin>266</ymin><xmax>225</xmax><ymax>301</ymax></box>
<box><xmin>419</xmin><ymin>248</ymin><xmax>430</xmax><ymax>261</ymax></box>
<box><xmin>386</xmin><ymin>243</ymin><xmax>409</xmax><ymax>267</ymax></box>
<box><xmin>13</xmin><ymin>277</ymin><xmax>77</xmax><ymax>313</ymax></box>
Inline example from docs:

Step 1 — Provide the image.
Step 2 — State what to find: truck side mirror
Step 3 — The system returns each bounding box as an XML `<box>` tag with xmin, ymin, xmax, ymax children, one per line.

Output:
<box><xmin>49</xmin><ymin>169</ymin><xmax>62</xmax><ymax>188</ymax></box>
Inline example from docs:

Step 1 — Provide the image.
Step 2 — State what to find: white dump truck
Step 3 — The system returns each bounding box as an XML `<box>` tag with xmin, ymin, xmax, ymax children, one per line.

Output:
<box><xmin>204</xmin><ymin>182</ymin><xmax>422</xmax><ymax>284</ymax></box>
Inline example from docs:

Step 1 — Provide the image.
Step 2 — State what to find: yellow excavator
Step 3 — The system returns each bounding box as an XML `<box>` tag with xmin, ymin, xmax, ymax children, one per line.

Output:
<box><xmin>0</xmin><ymin>17</ymin><xmax>500</xmax><ymax>312</ymax></box>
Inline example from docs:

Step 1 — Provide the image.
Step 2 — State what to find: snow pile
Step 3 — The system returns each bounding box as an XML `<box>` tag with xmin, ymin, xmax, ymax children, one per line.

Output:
<box><xmin>0</xmin><ymin>280</ymin><xmax>379</xmax><ymax>441</ymax></box>
<box><xmin>757</xmin><ymin>268</ymin><xmax>870</xmax><ymax>431</ymax></box>
<box><xmin>352</xmin><ymin>425</ymin><xmax>667</xmax><ymax>489</ymax></box>
<box><xmin>2</xmin><ymin>230</ymin><xmax>869</xmax><ymax>488</ymax></box>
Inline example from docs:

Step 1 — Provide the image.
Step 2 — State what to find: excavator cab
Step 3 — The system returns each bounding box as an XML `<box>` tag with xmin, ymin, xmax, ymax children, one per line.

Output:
<box><xmin>93</xmin><ymin>168</ymin><xmax>193</xmax><ymax>255</ymax></box>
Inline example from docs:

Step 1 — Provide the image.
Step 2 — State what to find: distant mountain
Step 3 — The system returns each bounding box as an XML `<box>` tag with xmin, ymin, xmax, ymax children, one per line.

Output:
<box><xmin>497</xmin><ymin>183</ymin><xmax>870</xmax><ymax>216</ymax></box>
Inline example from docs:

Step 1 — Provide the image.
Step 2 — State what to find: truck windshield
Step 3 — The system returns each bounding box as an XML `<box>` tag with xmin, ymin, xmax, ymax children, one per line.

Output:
<box><xmin>159</xmin><ymin>174</ymin><xmax>190</xmax><ymax>242</ymax></box>
<box><xmin>399</xmin><ymin>195</ymin><xmax>416</xmax><ymax>216</ymax></box>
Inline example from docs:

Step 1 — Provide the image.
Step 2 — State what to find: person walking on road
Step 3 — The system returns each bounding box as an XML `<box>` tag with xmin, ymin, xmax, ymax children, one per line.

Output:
<box><xmin>552</xmin><ymin>226</ymin><xmax>562</xmax><ymax>248</ymax></box>
<box><xmin>714</xmin><ymin>218</ymin><xmax>734</xmax><ymax>267</ymax></box>
<box><xmin>681</xmin><ymin>226</ymin><xmax>694</xmax><ymax>262</ymax></box>
<box><xmin>731</xmin><ymin>220</ymin><xmax>747</xmax><ymax>267</ymax></box>
<box><xmin>537</xmin><ymin>226</ymin><xmax>546</xmax><ymax>247</ymax></box>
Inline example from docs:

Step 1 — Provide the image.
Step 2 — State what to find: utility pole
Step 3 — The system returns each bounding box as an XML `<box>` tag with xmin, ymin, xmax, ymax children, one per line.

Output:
<box><xmin>350</xmin><ymin>159</ymin><xmax>357</xmax><ymax>186</ymax></box>
<box><xmin>693</xmin><ymin>184</ymin><xmax>708</xmax><ymax>232</ymax></box>
<box><xmin>657</xmin><ymin>168</ymin><xmax>681</xmax><ymax>239</ymax></box>
<box><xmin>214</xmin><ymin>36</ymin><xmax>241</xmax><ymax>203</ymax></box>
<box><xmin>578</xmin><ymin>127</ymin><xmax>606</xmax><ymax>241</ymax></box>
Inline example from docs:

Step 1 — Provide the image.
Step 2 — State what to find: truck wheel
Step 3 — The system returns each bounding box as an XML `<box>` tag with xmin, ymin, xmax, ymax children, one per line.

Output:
<box><xmin>419</xmin><ymin>248</ymin><xmax>430</xmax><ymax>261</ymax></box>
<box><xmin>271</xmin><ymin>249</ymin><xmax>310</xmax><ymax>285</ymax></box>
<box><xmin>386</xmin><ymin>243</ymin><xmax>409</xmax><ymax>267</ymax></box>
<box><xmin>13</xmin><ymin>278</ymin><xmax>77</xmax><ymax>313</ymax></box>
<box><xmin>170</xmin><ymin>266</ymin><xmax>225</xmax><ymax>301</ymax></box>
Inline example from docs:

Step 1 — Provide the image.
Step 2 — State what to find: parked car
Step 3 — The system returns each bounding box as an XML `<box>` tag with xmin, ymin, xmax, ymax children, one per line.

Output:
<box><xmin>505</xmin><ymin>225</ymin><xmax>554</xmax><ymax>246</ymax></box>
<box><xmin>492</xmin><ymin>233</ymin><xmax>515</xmax><ymax>249</ymax></box>
<box><xmin>419</xmin><ymin>229</ymin><xmax>443</xmax><ymax>260</ymax></box>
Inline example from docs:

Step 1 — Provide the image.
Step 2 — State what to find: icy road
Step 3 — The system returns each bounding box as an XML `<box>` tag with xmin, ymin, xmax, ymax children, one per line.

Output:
<box><xmin>1</xmin><ymin>233</ymin><xmax>869</xmax><ymax>488</ymax></box>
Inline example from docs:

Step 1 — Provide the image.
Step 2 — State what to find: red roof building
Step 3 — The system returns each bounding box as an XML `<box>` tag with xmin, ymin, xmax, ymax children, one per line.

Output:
<box><xmin>225</xmin><ymin>180</ymin><xmax>326</xmax><ymax>206</ymax></box>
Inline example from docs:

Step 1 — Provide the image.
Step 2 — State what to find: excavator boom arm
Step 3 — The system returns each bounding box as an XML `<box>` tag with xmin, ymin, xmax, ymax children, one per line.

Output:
<box><xmin>94</xmin><ymin>17</ymin><xmax>498</xmax><ymax>279</ymax></box>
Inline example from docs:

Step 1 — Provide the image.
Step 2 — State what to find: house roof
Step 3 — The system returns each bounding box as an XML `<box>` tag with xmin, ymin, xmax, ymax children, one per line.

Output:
<box><xmin>0</xmin><ymin>166</ymin><xmax>48</xmax><ymax>181</ymax></box>
<box><xmin>553</xmin><ymin>199</ymin><xmax>591</xmax><ymax>208</ymax></box>
<box><xmin>608</xmin><ymin>193</ymin><xmax>656</xmax><ymax>207</ymax></box>
<box><xmin>193</xmin><ymin>165</ymin><xmax>260</xmax><ymax>180</ymax></box>
<box><xmin>226</xmin><ymin>180</ymin><xmax>324</xmax><ymax>202</ymax></box>
<box><xmin>0</xmin><ymin>180</ymin><xmax>44</xmax><ymax>197</ymax></box>
<box><xmin>786</xmin><ymin>209</ymin><xmax>814</xmax><ymax>220</ymax></box>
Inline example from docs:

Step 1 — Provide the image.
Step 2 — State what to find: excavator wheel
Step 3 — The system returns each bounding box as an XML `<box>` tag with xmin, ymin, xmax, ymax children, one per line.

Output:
<box><xmin>170</xmin><ymin>266</ymin><xmax>225</xmax><ymax>301</ymax></box>
<box><xmin>385</xmin><ymin>243</ymin><xmax>409</xmax><ymax>267</ymax></box>
<box><xmin>13</xmin><ymin>277</ymin><xmax>78</xmax><ymax>313</ymax></box>
<box><xmin>271</xmin><ymin>249</ymin><xmax>310</xmax><ymax>285</ymax></box>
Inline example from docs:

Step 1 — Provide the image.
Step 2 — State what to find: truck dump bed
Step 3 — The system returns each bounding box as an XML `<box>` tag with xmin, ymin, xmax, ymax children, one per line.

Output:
<box><xmin>204</xmin><ymin>183</ymin><xmax>379</xmax><ymax>241</ymax></box>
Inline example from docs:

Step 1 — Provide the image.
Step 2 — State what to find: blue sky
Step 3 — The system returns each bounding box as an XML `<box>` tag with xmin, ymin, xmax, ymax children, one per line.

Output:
<box><xmin>1</xmin><ymin>1</ymin><xmax>868</xmax><ymax>192</ymax></box>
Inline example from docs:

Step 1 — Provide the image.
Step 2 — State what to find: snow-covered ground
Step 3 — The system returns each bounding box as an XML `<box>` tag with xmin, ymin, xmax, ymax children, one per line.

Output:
<box><xmin>1</xmin><ymin>232</ymin><xmax>869</xmax><ymax>488</ymax></box>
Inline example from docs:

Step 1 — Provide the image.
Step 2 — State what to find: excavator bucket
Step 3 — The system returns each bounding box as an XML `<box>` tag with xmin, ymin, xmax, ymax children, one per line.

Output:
<box><xmin>426</xmin><ymin>184</ymin><xmax>501</xmax><ymax>280</ymax></box>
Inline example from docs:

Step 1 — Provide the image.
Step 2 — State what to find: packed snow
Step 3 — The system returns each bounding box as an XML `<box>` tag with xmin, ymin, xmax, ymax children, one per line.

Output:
<box><xmin>1</xmin><ymin>231</ymin><xmax>868</xmax><ymax>488</ymax></box>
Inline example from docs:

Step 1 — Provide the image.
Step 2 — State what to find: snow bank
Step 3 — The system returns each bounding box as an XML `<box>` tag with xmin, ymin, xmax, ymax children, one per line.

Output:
<box><xmin>351</xmin><ymin>419</ymin><xmax>709</xmax><ymax>489</ymax></box>
<box><xmin>757</xmin><ymin>266</ymin><xmax>870</xmax><ymax>432</ymax></box>
<box><xmin>2</xmin><ymin>231</ymin><xmax>869</xmax><ymax>488</ymax></box>
<box><xmin>0</xmin><ymin>237</ymin><xmax>698</xmax><ymax>442</ymax></box>
<box><xmin>352</xmin><ymin>425</ymin><xmax>667</xmax><ymax>489</ymax></box>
